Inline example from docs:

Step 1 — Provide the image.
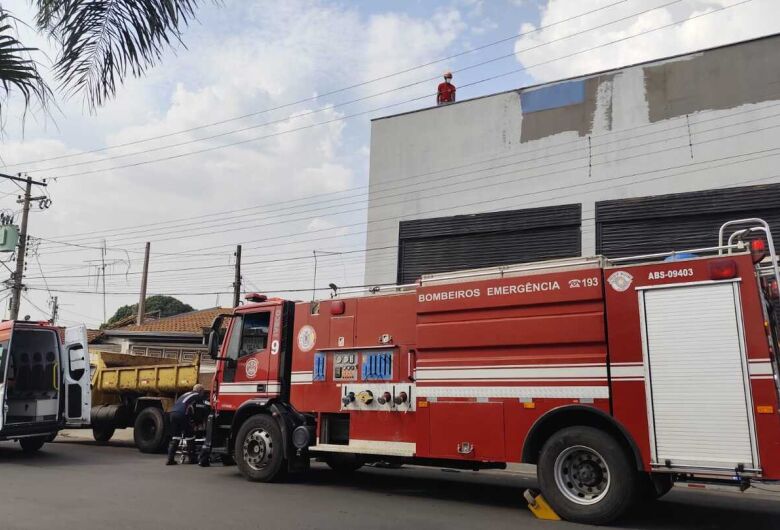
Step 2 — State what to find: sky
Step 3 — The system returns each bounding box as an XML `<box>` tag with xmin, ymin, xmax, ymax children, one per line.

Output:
<box><xmin>0</xmin><ymin>0</ymin><xmax>776</xmax><ymax>328</ymax></box>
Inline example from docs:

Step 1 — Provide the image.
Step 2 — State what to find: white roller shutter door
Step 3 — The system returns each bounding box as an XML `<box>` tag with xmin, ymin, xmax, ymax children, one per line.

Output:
<box><xmin>640</xmin><ymin>281</ymin><xmax>758</xmax><ymax>471</ymax></box>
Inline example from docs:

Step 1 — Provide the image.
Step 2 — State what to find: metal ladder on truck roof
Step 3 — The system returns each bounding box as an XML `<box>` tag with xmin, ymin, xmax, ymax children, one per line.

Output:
<box><xmin>719</xmin><ymin>218</ymin><xmax>780</xmax><ymax>292</ymax></box>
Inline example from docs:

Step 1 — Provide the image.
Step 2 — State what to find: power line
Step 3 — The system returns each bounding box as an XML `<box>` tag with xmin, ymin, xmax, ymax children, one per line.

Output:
<box><xmin>31</xmin><ymin>2</ymin><xmax>753</xmax><ymax>249</ymax></box>
<box><xmin>35</xmin><ymin>103</ymin><xmax>780</xmax><ymax>262</ymax></box>
<box><xmin>27</xmin><ymin>1</ymin><xmax>675</xmax><ymax>175</ymax></box>
<box><xmin>26</xmin><ymin>138</ymin><xmax>780</xmax><ymax>282</ymax></box>
<box><xmin>1</xmin><ymin>0</ymin><xmax>630</xmax><ymax>170</ymax></box>
<box><xmin>40</xmin><ymin>0</ymin><xmax>735</xmax><ymax>180</ymax></box>
<box><xmin>37</xmin><ymin>93</ymin><xmax>780</xmax><ymax>259</ymax></box>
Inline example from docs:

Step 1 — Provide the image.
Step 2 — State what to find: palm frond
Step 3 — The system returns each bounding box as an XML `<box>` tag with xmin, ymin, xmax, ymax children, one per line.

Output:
<box><xmin>35</xmin><ymin>0</ymin><xmax>204</xmax><ymax>110</ymax></box>
<box><xmin>0</xmin><ymin>10</ymin><xmax>52</xmax><ymax>129</ymax></box>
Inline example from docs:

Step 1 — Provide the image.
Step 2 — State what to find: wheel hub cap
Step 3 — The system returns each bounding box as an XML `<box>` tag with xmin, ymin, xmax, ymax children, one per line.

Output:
<box><xmin>243</xmin><ymin>428</ymin><xmax>273</xmax><ymax>471</ymax></box>
<box><xmin>554</xmin><ymin>445</ymin><xmax>611</xmax><ymax>505</ymax></box>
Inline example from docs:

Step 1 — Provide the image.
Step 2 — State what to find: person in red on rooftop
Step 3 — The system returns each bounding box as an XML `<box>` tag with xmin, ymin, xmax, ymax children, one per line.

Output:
<box><xmin>437</xmin><ymin>71</ymin><xmax>456</xmax><ymax>105</ymax></box>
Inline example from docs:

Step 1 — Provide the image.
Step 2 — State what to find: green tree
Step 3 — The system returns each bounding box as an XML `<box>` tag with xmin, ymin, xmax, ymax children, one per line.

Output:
<box><xmin>107</xmin><ymin>295</ymin><xmax>194</xmax><ymax>326</ymax></box>
<box><xmin>0</xmin><ymin>0</ymin><xmax>205</xmax><ymax>119</ymax></box>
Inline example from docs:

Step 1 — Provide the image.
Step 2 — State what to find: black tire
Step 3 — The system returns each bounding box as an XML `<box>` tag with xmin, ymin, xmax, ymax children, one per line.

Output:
<box><xmin>537</xmin><ymin>426</ymin><xmax>637</xmax><ymax>525</ymax></box>
<box><xmin>134</xmin><ymin>408</ymin><xmax>167</xmax><ymax>453</ymax></box>
<box><xmin>19</xmin><ymin>436</ymin><xmax>47</xmax><ymax>453</ymax></box>
<box><xmin>326</xmin><ymin>453</ymin><xmax>364</xmax><ymax>474</ymax></box>
<box><xmin>234</xmin><ymin>414</ymin><xmax>287</xmax><ymax>482</ymax></box>
<box><xmin>93</xmin><ymin>426</ymin><xmax>116</xmax><ymax>444</ymax></box>
<box><xmin>45</xmin><ymin>432</ymin><xmax>57</xmax><ymax>443</ymax></box>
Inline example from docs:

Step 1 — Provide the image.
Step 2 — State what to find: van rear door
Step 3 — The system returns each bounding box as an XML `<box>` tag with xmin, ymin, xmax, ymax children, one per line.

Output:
<box><xmin>63</xmin><ymin>325</ymin><xmax>91</xmax><ymax>426</ymax></box>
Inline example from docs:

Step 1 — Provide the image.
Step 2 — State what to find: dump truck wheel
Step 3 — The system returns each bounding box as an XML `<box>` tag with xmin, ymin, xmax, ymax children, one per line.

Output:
<box><xmin>93</xmin><ymin>426</ymin><xmax>116</xmax><ymax>444</ymax></box>
<box><xmin>538</xmin><ymin>426</ymin><xmax>636</xmax><ymax>525</ymax></box>
<box><xmin>19</xmin><ymin>437</ymin><xmax>46</xmax><ymax>453</ymax></box>
<box><xmin>134</xmin><ymin>408</ymin><xmax>167</xmax><ymax>453</ymax></box>
<box><xmin>235</xmin><ymin>414</ymin><xmax>287</xmax><ymax>482</ymax></box>
<box><xmin>325</xmin><ymin>453</ymin><xmax>364</xmax><ymax>474</ymax></box>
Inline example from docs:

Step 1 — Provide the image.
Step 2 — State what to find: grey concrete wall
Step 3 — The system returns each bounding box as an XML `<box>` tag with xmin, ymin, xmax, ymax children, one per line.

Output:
<box><xmin>364</xmin><ymin>34</ymin><xmax>780</xmax><ymax>285</ymax></box>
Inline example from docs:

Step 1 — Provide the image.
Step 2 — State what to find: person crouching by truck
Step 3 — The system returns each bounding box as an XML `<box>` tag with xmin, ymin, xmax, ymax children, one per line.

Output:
<box><xmin>166</xmin><ymin>384</ymin><xmax>208</xmax><ymax>465</ymax></box>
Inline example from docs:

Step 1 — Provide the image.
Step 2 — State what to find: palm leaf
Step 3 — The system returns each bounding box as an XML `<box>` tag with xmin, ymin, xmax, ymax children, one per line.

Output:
<box><xmin>34</xmin><ymin>0</ymin><xmax>204</xmax><ymax>110</ymax></box>
<box><xmin>0</xmin><ymin>10</ymin><xmax>52</xmax><ymax>128</ymax></box>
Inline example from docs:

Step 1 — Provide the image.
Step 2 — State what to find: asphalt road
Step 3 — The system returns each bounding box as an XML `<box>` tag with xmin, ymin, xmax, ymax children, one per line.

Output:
<box><xmin>2</xmin><ymin>439</ymin><xmax>780</xmax><ymax>530</ymax></box>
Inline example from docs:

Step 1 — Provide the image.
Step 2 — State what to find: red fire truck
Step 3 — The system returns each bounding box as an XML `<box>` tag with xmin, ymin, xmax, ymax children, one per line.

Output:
<box><xmin>203</xmin><ymin>218</ymin><xmax>780</xmax><ymax>524</ymax></box>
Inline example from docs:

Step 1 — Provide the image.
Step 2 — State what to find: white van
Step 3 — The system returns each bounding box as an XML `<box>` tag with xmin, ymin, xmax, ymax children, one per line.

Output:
<box><xmin>0</xmin><ymin>322</ymin><xmax>91</xmax><ymax>452</ymax></box>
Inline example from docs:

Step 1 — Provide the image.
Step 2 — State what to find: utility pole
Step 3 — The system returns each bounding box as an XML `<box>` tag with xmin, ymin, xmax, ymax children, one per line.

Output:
<box><xmin>10</xmin><ymin>177</ymin><xmax>32</xmax><ymax>320</ymax></box>
<box><xmin>3</xmin><ymin>173</ymin><xmax>47</xmax><ymax>321</ymax></box>
<box><xmin>137</xmin><ymin>242</ymin><xmax>150</xmax><ymax>325</ymax></box>
<box><xmin>50</xmin><ymin>296</ymin><xmax>58</xmax><ymax>324</ymax></box>
<box><xmin>232</xmin><ymin>245</ymin><xmax>242</xmax><ymax>307</ymax></box>
<box><xmin>100</xmin><ymin>239</ymin><xmax>107</xmax><ymax>324</ymax></box>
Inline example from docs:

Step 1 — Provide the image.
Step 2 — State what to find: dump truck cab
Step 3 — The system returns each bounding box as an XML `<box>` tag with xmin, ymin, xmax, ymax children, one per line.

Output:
<box><xmin>0</xmin><ymin>322</ymin><xmax>91</xmax><ymax>452</ymax></box>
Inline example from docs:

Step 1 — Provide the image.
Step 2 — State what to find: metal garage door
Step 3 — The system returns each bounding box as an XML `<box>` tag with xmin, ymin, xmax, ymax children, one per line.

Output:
<box><xmin>596</xmin><ymin>183</ymin><xmax>780</xmax><ymax>258</ymax></box>
<box><xmin>639</xmin><ymin>281</ymin><xmax>758</xmax><ymax>471</ymax></box>
<box><xmin>397</xmin><ymin>204</ymin><xmax>581</xmax><ymax>284</ymax></box>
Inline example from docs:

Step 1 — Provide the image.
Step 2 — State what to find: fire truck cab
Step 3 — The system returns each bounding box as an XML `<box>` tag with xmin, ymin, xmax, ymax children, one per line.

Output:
<box><xmin>204</xmin><ymin>218</ymin><xmax>780</xmax><ymax>524</ymax></box>
<box><xmin>0</xmin><ymin>323</ymin><xmax>91</xmax><ymax>452</ymax></box>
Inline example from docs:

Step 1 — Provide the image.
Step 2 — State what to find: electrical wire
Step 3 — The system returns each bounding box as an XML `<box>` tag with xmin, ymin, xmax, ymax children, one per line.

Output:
<box><xmin>34</xmin><ymin>103</ymin><xmax>780</xmax><ymax>263</ymax></box>
<box><xmin>39</xmin><ymin>0</ymin><xmax>743</xmax><ymax>180</ymax></box>
<box><xmin>26</xmin><ymin>141</ymin><xmax>780</xmax><ymax>283</ymax></box>
<box><xmin>0</xmin><ymin>0</ymin><xmax>631</xmax><ymax>170</ymax></box>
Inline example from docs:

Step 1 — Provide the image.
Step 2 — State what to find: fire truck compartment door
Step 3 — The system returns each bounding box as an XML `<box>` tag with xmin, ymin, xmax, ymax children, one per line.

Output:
<box><xmin>63</xmin><ymin>325</ymin><xmax>92</xmax><ymax>426</ymax></box>
<box><xmin>639</xmin><ymin>281</ymin><xmax>758</xmax><ymax>471</ymax></box>
<box><xmin>428</xmin><ymin>402</ymin><xmax>505</xmax><ymax>461</ymax></box>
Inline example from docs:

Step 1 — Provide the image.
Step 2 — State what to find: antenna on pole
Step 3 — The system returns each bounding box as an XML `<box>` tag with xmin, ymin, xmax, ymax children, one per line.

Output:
<box><xmin>312</xmin><ymin>250</ymin><xmax>318</xmax><ymax>301</ymax></box>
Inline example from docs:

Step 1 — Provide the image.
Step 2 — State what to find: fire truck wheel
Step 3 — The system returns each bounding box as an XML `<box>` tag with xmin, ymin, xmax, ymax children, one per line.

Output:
<box><xmin>93</xmin><ymin>426</ymin><xmax>116</xmax><ymax>444</ymax></box>
<box><xmin>538</xmin><ymin>426</ymin><xmax>636</xmax><ymax>525</ymax></box>
<box><xmin>325</xmin><ymin>453</ymin><xmax>364</xmax><ymax>474</ymax></box>
<box><xmin>19</xmin><ymin>436</ymin><xmax>47</xmax><ymax>453</ymax></box>
<box><xmin>134</xmin><ymin>407</ymin><xmax>167</xmax><ymax>453</ymax></box>
<box><xmin>235</xmin><ymin>414</ymin><xmax>287</xmax><ymax>482</ymax></box>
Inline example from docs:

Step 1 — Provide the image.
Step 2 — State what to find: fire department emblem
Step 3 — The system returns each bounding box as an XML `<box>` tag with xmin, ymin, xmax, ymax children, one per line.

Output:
<box><xmin>607</xmin><ymin>271</ymin><xmax>634</xmax><ymax>292</ymax></box>
<box><xmin>245</xmin><ymin>358</ymin><xmax>259</xmax><ymax>378</ymax></box>
<box><xmin>297</xmin><ymin>325</ymin><xmax>316</xmax><ymax>352</ymax></box>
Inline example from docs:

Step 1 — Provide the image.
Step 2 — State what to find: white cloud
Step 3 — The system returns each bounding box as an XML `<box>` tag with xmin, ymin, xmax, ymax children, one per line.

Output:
<box><xmin>0</xmin><ymin>0</ymin><xmax>468</xmax><ymax>325</ymax></box>
<box><xmin>514</xmin><ymin>0</ymin><xmax>780</xmax><ymax>83</ymax></box>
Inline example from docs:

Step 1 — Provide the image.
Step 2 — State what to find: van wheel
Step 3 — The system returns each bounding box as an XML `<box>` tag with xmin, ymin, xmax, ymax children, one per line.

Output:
<box><xmin>538</xmin><ymin>426</ymin><xmax>636</xmax><ymax>525</ymax></box>
<box><xmin>235</xmin><ymin>414</ymin><xmax>287</xmax><ymax>482</ymax></box>
<box><xmin>93</xmin><ymin>426</ymin><xmax>116</xmax><ymax>444</ymax></box>
<box><xmin>326</xmin><ymin>453</ymin><xmax>364</xmax><ymax>474</ymax></box>
<box><xmin>19</xmin><ymin>437</ymin><xmax>46</xmax><ymax>453</ymax></box>
<box><xmin>134</xmin><ymin>408</ymin><xmax>167</xmax><ymax>453</ymax></box>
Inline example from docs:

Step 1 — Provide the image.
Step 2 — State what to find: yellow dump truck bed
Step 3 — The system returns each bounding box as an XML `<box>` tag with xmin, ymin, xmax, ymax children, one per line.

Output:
<box><xmin>91</xmin><ymin>351</ymin><xmax>200</xmax><ymax>396</ymax></box>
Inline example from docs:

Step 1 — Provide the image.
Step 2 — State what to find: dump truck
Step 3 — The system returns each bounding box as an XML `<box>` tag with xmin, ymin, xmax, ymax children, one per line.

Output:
<box><xmin>88</xmin><ymin>351</ymin><xmax>200</xmax><ymax>453</ymax></box>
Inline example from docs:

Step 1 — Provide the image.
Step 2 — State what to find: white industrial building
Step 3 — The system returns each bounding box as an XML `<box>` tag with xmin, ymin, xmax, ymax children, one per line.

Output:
<box><xmin>364</xmin><ymin>34</ymin><xmax>780</xmax><ymax>285</ymax></box>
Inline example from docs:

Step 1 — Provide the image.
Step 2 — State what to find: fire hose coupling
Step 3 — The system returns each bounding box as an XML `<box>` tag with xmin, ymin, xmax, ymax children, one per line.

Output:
<box><xmin>342</xmin><ymin>392</ymin><xmax>355</xmax><ymax>406</ymax></box>
<box><xmin>377</xmin><ymin>391</ymin><xmax>393</xmax><ymax>405</ymax></box>
<box><xmin>393</xmin><ymin>391</ymin><xmax>408</xmax><ymax>406</ymax></box>
<box><xmin>357</xmin><ymin>390</ymin><xmax>374</xmax><ymax>404</ymax></box>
